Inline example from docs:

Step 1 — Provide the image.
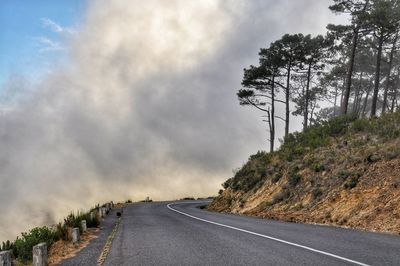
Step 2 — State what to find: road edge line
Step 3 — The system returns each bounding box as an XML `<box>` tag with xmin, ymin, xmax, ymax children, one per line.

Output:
<box><xmin>167</xmin><ymin>203</ymin><xmax>370</xmax><ymax>266</ymax></box>
<box><xmin>97</xmin><ymin>217</ymin><xmax>121</xmax><ymax>266</ymax></box>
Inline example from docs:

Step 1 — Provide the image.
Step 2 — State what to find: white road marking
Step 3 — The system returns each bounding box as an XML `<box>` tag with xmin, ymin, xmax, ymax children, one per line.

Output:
<box><xmin>167</xmin><ymin>203</ymin><xmax>370</xmax><ymax>266</ymax></box>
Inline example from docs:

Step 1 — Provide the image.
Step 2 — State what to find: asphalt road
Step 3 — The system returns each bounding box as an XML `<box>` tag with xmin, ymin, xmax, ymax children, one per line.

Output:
<box><xmin>104</xmin><ymin>201</ymin><xmax>400</xmax><ymax>266</ymax></box>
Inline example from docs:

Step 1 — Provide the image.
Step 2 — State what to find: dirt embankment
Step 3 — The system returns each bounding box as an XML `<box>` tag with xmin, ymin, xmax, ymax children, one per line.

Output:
<box><xmin>209</xmin><ymin>135</ymin><xmax>400</xmax><ymax>234</ymax></box>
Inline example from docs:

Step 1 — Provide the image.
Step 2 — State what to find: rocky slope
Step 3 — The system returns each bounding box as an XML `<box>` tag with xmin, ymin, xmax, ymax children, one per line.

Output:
<box><xmin>209</xmin><ymin>113</ymin><xmax>400</xmax><ymax>234</ymax></box>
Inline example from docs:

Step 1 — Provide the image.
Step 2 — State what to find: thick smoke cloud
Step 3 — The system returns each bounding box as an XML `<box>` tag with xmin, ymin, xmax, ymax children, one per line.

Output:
<box><xmin>0</xmin><ymin>0</ymin><xmax>345</xmax><ymax>241</ymax></box>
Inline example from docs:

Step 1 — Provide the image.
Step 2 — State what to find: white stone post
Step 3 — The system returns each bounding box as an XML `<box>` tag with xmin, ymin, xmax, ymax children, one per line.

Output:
<box><xmin>72</xmin><ymin>228</ymin><xmax>80</xmax><ymax>243</ymax></box>
<box><xmin>0</xmin><ymin>250</ymin><xmax>12</xmax><ymax>266</ymax></box>
<box><xmin>32</xmin><ymin>243</ymin><xmax>47</xmax><ymax>266</ymax></box>
<box><xmin>81</xmin><ymin>220</ymin><xmax>87</xmax><ymax>232</ymax></box>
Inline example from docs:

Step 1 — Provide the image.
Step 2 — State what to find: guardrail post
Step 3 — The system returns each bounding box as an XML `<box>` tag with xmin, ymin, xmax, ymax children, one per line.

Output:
<box><xmin>0</xmin><ymin>250</ymin><xmax>12</xmax><ymax>266</ymax></box>
<box><xmin>81</xmin><ymin>220</ymin><xmax>87</xmax><ymax>232</ymax></box>
<box><xmin>32</xmin><ymin>242</ymin><xmax>47</xmax><ymax>266</ymax></box>
<box><xmin>72</xmin><ymin>227</ymin><xmax>80</xmax><ymax>243</ymax></box>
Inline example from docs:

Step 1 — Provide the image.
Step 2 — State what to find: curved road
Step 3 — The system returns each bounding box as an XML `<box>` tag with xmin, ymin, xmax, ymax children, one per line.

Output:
<box><xmin>105</xmin><ymin>201</ymin><xmax>400</xmax><ymax>266</ymax></box>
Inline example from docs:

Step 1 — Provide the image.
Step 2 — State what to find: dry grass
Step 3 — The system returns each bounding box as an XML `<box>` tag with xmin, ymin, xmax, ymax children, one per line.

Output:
<box><xmin>48</xmin><ymin>228</ymin><xmax>99</xmax><ymax>266</ymax></box>
<box><xmin>209</xmin><ymin>136</ymin><xmax>400</xmax><ymax>235</ymax></box>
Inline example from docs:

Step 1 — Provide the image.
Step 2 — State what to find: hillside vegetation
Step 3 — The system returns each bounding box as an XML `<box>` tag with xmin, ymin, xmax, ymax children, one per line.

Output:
<box><xmin>209</xmin><ymin>112</ymin><xmax>400</xmax><ymax>234</ymax></box>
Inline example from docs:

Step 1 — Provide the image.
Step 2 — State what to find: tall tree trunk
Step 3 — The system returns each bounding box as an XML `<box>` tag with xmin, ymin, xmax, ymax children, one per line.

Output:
<box><xmin>270</xmin><ymin>75</ymin><xmax>275</xmax><ymax>153</ymax></box>
<box><xmin>371</xmin><ymin>31</ymin><xmax>384</xmax><ymax>118</ymax></box>
<box><xmin>382</xmin><ymin>33</ymin><xmax>398</xmax><ymax>113</ymax></box>
<box><xmin>285</xmin><ymin>63</ymin><xmax>291</xmax><ymax>138</ymax></box>
<box><xmin>341</xmin><ymin>27</ymin><xmax>359</xmax><ymax>115</ymax></box>
<box><xmin>353</xmin><ymin>71</ymin><xmax>363</xmax><ymax>113</ymax></box>
<box><xmin>333</xmin><ymin>85</ymin><xmax>338</xmax><ymax>116</ymax></box>
<box><xmin>338</xmin><ymin>75</ymin><xmax>346</xmax><ymax>115</ymax></box>
<box><xmin>362</xmin><ymin>78</ymin><xmax>373</xmax><ymax>117</ymax></box>
<box><xmin>356</xmin><ymin>91</ymin><xmax>364</xmax><ymax>116</ymax></box>
<box><xmin>391</xmin><ymin>68</ymin><xmax>400</xmax><ymax>112</ymax></box>
<box><xmin>304</xmin><ymin>63</ymin><xmax>312</xmax><ymax>130</ymax></box>
<box><xmin>340</xmin><ymin>80</ymin><xmax>345</xmax><ymax>110</ymax></box>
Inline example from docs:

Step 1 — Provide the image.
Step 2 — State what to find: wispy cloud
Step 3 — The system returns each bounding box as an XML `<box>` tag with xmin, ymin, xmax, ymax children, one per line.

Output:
<box><xmin>40</xmin><ymin>18</ymin><xmax>75</xmax><ymax>34</ymax></box>
<box><xmin>35</xmin><ymin>36</ymin><xmax>64</xmax><ymax>52</ymax></box>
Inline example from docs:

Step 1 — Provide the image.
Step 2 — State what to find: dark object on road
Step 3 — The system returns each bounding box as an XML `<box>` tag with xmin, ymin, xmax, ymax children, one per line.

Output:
<box><xmin>116</xmin><ymin>212</ymin><xmax>122</xmax><ymax>217</ymax></box>
<box><xmin>181</xmin><ymin>197</ymin><xmax>195</xmax><ymax>200</ymax></box>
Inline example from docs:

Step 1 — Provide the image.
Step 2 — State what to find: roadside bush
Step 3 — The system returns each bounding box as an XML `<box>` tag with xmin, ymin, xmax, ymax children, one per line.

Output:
<box><xmin>351</xmin><ymin>118</ymin><xmax>370</xmax><ymax>132</ymax></box>
<box><xmin>344</xmin><ymin>177</ymin><xmax>359</xmax><ymax>189</ymax></box>
<box><xmin>373</xmin><ymin>112</ymin><xmax>400</xmax><ymax>139</ymax></box>
<box><xmin>312</xmin><ymin>187</ymin><xmax>323</xmax><ymax>200</ymax></box>
<box><xmin>222</xmin><ymin>178</ymin><xmax>232</xmax><ymax>189</ymax></box>
<box><xmin>0</xmin><ymin>240</ymin><xmax>14</xmax><ymax>252</ymax></box>
<box><xmin>54</xmin><ymin>222</ymin><xmax>69</xmax><ymax>241</ymax></box>
<box><xmin>271</xmin><ymin>173</ymin><xmax>281</xmax><ymax>183</ymax></box>
<box><xmin>64</xmin><ymin>213</ymin><xmax>84</xmax><ymax>232</ymax></box>
<box><xmin>225</xmin><ymin>152</ymin><xmax>271</xmax><ymax>192</ymax></box>
<box><xmin>14</xmin><ymin>227</ymin><xmax>55</xmax><ymax>262</ymax></box>
<box><xmin>272</xmin><ymin>190</ymin><xmax>290</xmax><ymax>204</ymax></box>
<box><xmin>84</xmin><ymin>212</ymin><xmax>100</xmax><ymax>228</ymax></box>
<box><xmin>365</xmin><ymin>153</ymin><xmax>381</xmax><ymax>163</ymax></box>
<box><xmin>313</xmin><ymin>162</ymin><xmax>326</xmax><ymax>172</ymax></box>
<box><xmin>325</xmin><ymin>114</ymin><xmax>357</xmax><ymax>137</ymax></box>
<box><xmin>337</xmin><ymin>169</ymin><xmax>350</xmax><ymax>180</ymax></box>
<box><xmin>63</xmin><ymin>210</ymin><xmax>99</xmax><ymax>231</ymax></box>
<box><xmin>288</xmin><ymin>172</ymin><xmax>301</xmax><ymax>187</ymax></box>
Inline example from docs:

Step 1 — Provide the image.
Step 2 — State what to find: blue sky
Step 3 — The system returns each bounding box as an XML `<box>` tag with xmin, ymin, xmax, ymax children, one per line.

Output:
<box><xmin>0</xmin><ymin>0</ymin><xmax>86</xmax><ymax>94</ymax></box>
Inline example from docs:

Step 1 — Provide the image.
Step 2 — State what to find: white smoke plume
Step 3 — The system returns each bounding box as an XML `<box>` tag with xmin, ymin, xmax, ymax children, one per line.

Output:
<box><xmin>0</xmin><ymin>0</ymin><xmax>345</xmax><ymax>242</ymax></box>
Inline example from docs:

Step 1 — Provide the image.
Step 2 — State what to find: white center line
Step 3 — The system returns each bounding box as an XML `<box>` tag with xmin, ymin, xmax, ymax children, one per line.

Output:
<box><xmin>167</xmin><ymin>203</ymin><xmax>370</xmax><ymax>266</ymax></box>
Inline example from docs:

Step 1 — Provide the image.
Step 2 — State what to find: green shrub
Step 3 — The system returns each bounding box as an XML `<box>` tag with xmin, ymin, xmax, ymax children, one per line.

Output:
<box><xmin>225</xmin><ymin>152</ymin><xmax>271</xmax><ymax>191</ymax></box>
<box><xmin>222</xmin><ymin>178</ymin><xmax>232</xmax><ymax>189</ymax></box>
<box><xmin>344</xmin><ymin>177</ymin><xmax>359</xmax><ymax>189</ymax></box>
<box><xmin>271</xmin><ymin>174</ymin><xmax>281</xmax><ymax>183</ymax></box>
<box><xmin>325</xmin><ymin>114</ymin><xmax>357</xmax><ymax>136</ymax></box>
<box><xmin>351</xmin><ymin>118</ymin><xmax>370</xmax><ymax>132</ymax></box>
<box><xmin>312</xmin><ymin>188</ymin><xmax>323</xmax><ymax>200</ymax></box>
<box><xmin>62</xmin><ymin>210</ymin><xmax>99</xmax><ymax>232</ymax></box>
<box><xmin>83</xmin><ymin>212</ymin><xmax>100</xmax><ymax>228</ymax></box>
<box><xmin>288</xmin><ymin>173</ymin><xmax>301</xmax><ymax>187</ymax></box>
<box><xmin>366</xmin><ymin>154</ymin><xmax>381</xmax><ymax>163</ymax></box>
<box><xmin>337</xmin><ymin>169</ymin><xmax>350</xmax><ymax>180</ymax></box>
<box><xmin>313</xmin><ymin>162</ymin><xmax>326</xmax><ymax>172</ymax></box>
<box><xmin>14</xmin><ymin>227</ymin><xmax>55</xmax><ymax>262</ymax></box>
<box><xmin>53</xmin><ymin>222</ymin><xmax>69</xmax><ymax>241</ymax></box>
<box><xmin>279</xmin><ymin>115</ymin><xmax>357</xmax><ymax>160</ymax></box>
<box><xmin>386</xmin><ymin>150</ymin><xmax>400</xmax><ymax>160</ymax></box>
<box><xmin>64</xmin><ymin>213</ymin><xmax>84</xmax><ymax>232</ymax></box>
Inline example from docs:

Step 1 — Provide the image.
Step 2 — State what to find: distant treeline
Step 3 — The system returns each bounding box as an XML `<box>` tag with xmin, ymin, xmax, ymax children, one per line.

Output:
<box><xmin>238</xmin><ymin>0</ymin><xmax>400</xmax><ymax>152</ymax></box>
